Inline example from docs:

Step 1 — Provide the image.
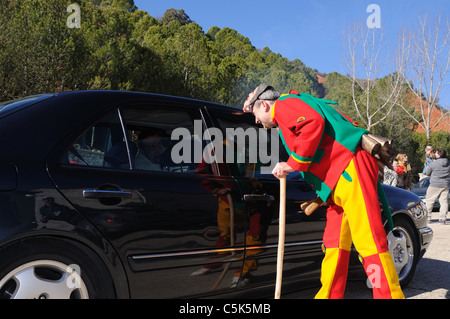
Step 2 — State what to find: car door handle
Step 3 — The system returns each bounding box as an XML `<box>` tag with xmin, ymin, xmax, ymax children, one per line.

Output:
<box><xmin>243</xmin><ymin>193</ymin><xmax>275</xmax><ymax>202</ymax></box>
<box><xmin>83</xmin><ymin>190</ymin><xmax>132</xmax><ymax>199</ymax></box>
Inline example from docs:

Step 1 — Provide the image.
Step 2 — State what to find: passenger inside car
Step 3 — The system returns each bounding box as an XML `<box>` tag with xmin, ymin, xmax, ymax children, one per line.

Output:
<box><xmin>104</xmin><ymin>127</ymin><xmax>174</xmax><ymax>172</ymax></box>
<box><xmin>134</xmin><ymin>128</ymin><xmax>170</xmax><ymax>171</ymax></box>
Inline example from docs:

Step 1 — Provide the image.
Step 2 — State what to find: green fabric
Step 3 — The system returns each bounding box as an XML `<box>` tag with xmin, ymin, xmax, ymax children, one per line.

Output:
<box><xmin>301</xmin><ymin>171</ymin><xmax>333</xmax><ymax>202</ymax></box>
<box><xmin>276</xmin><ymin>93</ymin><xmax>392</xmax><ymax>225</ymax></box>
<box><xmin>277</xmin><ymin>127</ymin><xmax>291</xmax><ymax>156</ymax></box>
<box><xmin>276</xmin><ymin>93</ymin><xmax>370</xmax><ymax>202</ymax></box>
<box><xmin>278</xmin><ymin>93</ymin><xmax>370</xmax><ymax>153</ymax></box>
<box><xmin>342</xmin><ymin>170</ymin><xmax>353</xmax><ymax>182</ymax></box>
<box><xmin>291</xmin><ymin>152</ymin><xmax>314</xmax><ymax>163</ymax></box>
<box><xmin>377</xmin><ymin>179</ymin><xmax>394</xmax><ymax>231</ymax></box>
<box><xmin>279</xmin><ymin>122</ymin><xmax>333</xmax><ymax>201</ymax></box>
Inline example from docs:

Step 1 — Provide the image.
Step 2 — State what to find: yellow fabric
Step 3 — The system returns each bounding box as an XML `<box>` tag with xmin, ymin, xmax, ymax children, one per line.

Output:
<box><xmin>315</xmin><ymin>158</ymin><xmax>404</xmax><ymax>299</ymax></box>
<box><xmin>331</xmin><ymin>159</ymin><xmax>379</xmax><ymax>257</ymax></box>
<box><xmin>315</xmin><ymin>247</ymin><xmax>341</xmax><ymax>299</ymax></box>
<box><xmin>379</xmin><ymin>251</ymin><xmax>405</xmax><ymax>299</ymax></box>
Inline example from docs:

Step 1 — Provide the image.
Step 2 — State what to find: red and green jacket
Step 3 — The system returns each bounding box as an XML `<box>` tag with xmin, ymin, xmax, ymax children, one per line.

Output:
<box><xmin>272</xmin><ymin>90</ymin><xmax>369</xmax><ymax>202</ymax></box>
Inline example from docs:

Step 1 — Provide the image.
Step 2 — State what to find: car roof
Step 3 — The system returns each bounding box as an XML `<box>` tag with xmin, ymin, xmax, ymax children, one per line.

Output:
<box><xmin>56</xmin><ymin>90</ymin><xmax>241</xmax><ymax>110</ymax></box>
<box><xmin>0</xmin><ymin>94</ymin><xmax>56</xmax><ymax>119</ymax></box>
<box><xmin>0</xmin><ymin>90</ymin><xmax>243</xmax><ymax>163</ymax></box>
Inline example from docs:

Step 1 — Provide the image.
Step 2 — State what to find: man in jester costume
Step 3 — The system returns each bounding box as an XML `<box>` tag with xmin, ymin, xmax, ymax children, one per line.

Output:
<box><xmin>243</xmin><ymin>84</ymin><xmax>404</xmax><ymax>299</ymax></box>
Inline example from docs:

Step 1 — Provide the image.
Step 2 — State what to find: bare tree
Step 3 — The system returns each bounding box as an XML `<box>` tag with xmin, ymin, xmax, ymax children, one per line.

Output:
<box><xmin>343</xmin><ymin>21</ymin><xmax>405</xmax><ymax>131</ymax></box>
<box><xmin>396</xmin><ymin>12</ymin><xmax>450</xmax><ymax>140</ymax></box>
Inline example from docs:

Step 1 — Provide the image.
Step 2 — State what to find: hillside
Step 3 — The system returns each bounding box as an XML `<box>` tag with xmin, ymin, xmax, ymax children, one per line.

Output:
<box><xmin>0</xmin><ymin>1</ymin><xmax>324</xmax><ymax>107</ymax></box>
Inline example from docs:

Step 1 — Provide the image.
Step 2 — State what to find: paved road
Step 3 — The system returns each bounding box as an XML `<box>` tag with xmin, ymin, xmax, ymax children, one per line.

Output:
<box><xmin>283</xmin><ymin>211</ymin><xmax>450</xmax><ymax>299</ymax></box>
<box><xmin>345</xmin><ymin>211</ymin><xmax>450</xmax><ymax>299</ymax></box>
<box><xmin>403</xmin><ymin>211</ymin><xmax>450</xmax><ymax>299</ymax></box>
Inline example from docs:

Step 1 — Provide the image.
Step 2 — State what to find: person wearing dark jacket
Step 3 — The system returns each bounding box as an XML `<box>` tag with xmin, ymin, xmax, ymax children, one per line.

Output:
<box><xmin>425</xmin><ymin>148</ymin><xmax>450</xmax><ymax>224</ymax></box>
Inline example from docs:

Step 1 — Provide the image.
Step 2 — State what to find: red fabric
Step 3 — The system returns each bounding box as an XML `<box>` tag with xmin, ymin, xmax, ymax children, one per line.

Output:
<box><xmin>273</xmin><ymin>96</ymin><xmax>357</xmax><ymax>201</ymax></box>
<box><xmin>395</xmin><ymin>166</ymin><xmax>404</xmax><ymax>176</ymax></box>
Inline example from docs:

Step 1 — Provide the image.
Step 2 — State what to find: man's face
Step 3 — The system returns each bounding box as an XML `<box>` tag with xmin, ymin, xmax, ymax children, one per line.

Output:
<box><xmin>252</xmin><ymin>101</ymin><xmax>275</xmax><ymax>129</ymax></box>
<box><xmin>141</xmin><ymin>136</ymin><xmax>166</xmax><ymax>160</ymax></box>
<box><xmin>244</xmin><ymin>87</ymin><xmax>276</xmax><ymax>129</ymax></box>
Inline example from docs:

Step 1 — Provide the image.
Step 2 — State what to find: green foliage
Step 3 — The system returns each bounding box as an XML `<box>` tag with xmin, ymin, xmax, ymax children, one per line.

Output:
<box><xmin>92</xmin><ymin>0</ymin><xmax>137</xmax><ymax>12</ymax></box>
<box><xmin>0</xmin><ymin>0</ymin><xmax>447</xmax><ymax>179</ymax></box>
<box><xmin>0</xmin><ymin>1</ymin><xmax>323</xmax><ymax>105</ymax></box>
<box><xmin>160</xmin><ymin>8</ymin><xmax>192</xmax><ymax>26</ymax></box>
<box><xmin>0</xmin><ymin>0</ymin><xmax>87</xmax><ymax>98</ymax></box>
<box><xmin>322</xmin><ymin>72</ymin><xmax>449</xmax><ymax>183</ymax></box>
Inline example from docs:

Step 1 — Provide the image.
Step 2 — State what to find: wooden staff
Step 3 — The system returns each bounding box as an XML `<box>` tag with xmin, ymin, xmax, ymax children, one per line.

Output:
<box><xmin>275</xmin><ymin>175</ymin><xmax>286</xmax><ymax>299</ymax></box>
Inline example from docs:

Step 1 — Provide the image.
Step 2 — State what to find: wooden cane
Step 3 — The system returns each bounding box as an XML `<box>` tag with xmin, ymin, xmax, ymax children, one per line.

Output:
<box><xmin>275</xmin><ymin>175</ymin><xmax>286</xmax><ymax>299</ymax></box>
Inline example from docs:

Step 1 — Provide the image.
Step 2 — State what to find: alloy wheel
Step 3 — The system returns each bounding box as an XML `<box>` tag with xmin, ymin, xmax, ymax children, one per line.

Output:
<box><xmin>0</xmin><ymin>260</ymin><xmax>89</xmax><ymax>299</ymax></box>
<box><xmin>387</xmin><ymin>226</ymin><xmax>414</xmax><ymax>282</ymax></box>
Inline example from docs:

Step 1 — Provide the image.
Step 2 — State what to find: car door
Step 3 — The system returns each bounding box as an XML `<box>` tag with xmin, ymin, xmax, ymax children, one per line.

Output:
<box><xmin>47</xmin><ymin>99</ymin><xmax>248</xmax><ymax>298</ymax></box>
<box><xmin>206</xmin><ymin>107</ymin><xmax>328</xmax><ymax>291</ymax></box>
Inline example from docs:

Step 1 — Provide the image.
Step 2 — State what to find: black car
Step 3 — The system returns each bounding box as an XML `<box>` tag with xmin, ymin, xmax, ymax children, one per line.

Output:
<box><xmin>0</xmin><ymin>91</ymin><xmax>433</xmax><ymax>299</ymax></box>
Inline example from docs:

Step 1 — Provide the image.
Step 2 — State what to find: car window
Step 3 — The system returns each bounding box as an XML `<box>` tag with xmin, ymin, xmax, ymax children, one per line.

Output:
<box><xmin>210</xmin><ymin>110</ymin><xmax>288</xmax><ymax>178</ymax></box>
<box><xmin>120</xmin><ymin>105</ymin><xmax>213</xmax><ymax>174</ymax></box>
<box><xmin>62</xmin><ymin>111</ymin><xmax>128</xmax><ymax>169</ymax></box>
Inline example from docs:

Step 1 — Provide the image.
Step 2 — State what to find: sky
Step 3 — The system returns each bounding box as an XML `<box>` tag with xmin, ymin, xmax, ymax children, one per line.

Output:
<box><xmin>134</xmin><ymin>0</ymin><xmax>450</xmax><ymax>108</ymax></box>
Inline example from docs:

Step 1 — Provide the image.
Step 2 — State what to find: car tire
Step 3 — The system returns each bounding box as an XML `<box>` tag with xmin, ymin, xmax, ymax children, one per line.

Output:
<box><xmin>386</xmin><ymin>216</ymin><xmax>419</xmax><ymax>288</ymax></box>
<box><xmin>0</xmin><ymin>237</ymin><xmax>115</xmax><ymax>299</ymax></box>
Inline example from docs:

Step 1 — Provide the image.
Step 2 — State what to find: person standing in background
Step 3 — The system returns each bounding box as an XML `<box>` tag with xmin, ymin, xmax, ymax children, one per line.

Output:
<box><xmin>383</xmin><ymin>159</ymin><xmax>400</xmax><ymax>187</ymax></box>
<box><xmin>396</xmin><ymin>153</ymin><xmax>412</xmax><ymax>190</ymax></box>
<box><xmin>425</xmin><ymin>148</ymin><xmax>450</xmax><ymax>224</ymax></box>
<box><xmin>420</xmin><ymin>146</ymin><xmax>435</xmax><ymax>180</ymax></box>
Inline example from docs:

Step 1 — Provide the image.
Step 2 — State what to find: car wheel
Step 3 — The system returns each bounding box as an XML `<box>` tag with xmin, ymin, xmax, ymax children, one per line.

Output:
<box><xmin>386</xmin><ymin>217</ymin><xmax>419</xmax><ymax>288</ymax></box>
<box><xmin>0</xmin><ymin>237</ymin><xmax>115</xmax><ymax>299</ymax></box>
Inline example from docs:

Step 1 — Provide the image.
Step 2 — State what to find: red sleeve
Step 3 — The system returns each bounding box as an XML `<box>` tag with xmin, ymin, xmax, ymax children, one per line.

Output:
<box><xmin>275</xmin><ymin>99</ymin><xmax>325</xmax><ymax>172</ymax></box>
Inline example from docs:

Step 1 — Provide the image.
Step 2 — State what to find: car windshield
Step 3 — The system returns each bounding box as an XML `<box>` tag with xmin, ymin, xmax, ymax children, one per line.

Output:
<box><xmin>0</xmin><ymin>94</ymin><xmax>55</xmax><ymax>119</ymax></box>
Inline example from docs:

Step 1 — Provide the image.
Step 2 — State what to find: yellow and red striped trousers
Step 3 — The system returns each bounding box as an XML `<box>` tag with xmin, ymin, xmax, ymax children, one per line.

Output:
<box><xmin>315</xmin><ymin>149</ymin><xmax>404</xmax><ymax>299</ymax></box>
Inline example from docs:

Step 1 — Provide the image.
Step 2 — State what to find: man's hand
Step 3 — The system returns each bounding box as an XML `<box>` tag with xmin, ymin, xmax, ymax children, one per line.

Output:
<box><xmin>243</xmin><ymin>87</ymin><xmax>258</xmax><ymax>112</ymax></box>
<box><xmin>272</xmin><ymin>162</ymin><xmax>295</xmax><ymax>179</ymax></box>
